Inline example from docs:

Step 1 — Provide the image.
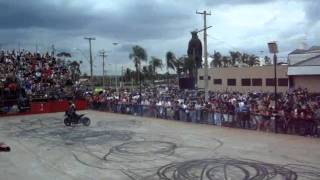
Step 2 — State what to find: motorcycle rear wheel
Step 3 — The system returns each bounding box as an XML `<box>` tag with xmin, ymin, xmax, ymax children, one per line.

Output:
<box><xmin>82</xmin><ymin>117</ymin><xmax>91</xmax><ymax>126</ymax></box>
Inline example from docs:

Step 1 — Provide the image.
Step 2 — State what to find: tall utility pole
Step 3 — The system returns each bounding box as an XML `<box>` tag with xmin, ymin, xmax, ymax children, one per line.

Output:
<box><xmin>100</xmin><ymin>50</ymin><xmax>107</xmax><ymax>88</ymax></box>
<box><xmin>196</xmin><ymin>10</ymin><xmax>211</xmax><ymax>101</ymax></box>
<box><xmin>18</xmin><ymin>42</ymin><xmax>21</xmax><ymax>53</ymax></box>
<box><xmin>35</xmin><ymin>42</ymin><xmax>38</xmax><ymax>53</ymax></box>
<box><xmin>84</xmin><ymin>37</ymin><xmax>96</xmax><ymax>80</ymax></box>
<box><xmin>51</xmin><ymin>44</ymin><xmax>55</xmax><ymax>57</ymax></box>
<box><xmin>115</xmin><ymin>64</ymin><xmax>118</xmax><ymax>94</ymax></box>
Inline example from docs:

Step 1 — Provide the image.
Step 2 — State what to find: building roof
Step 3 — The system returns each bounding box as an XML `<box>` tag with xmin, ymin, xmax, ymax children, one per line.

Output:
<box><xmin>293</xmin><ymin>55</ymin><xmax>320</xmax><ymax>66</ymax></box>
<box><xmin>308</xmin><ymin>46</ymin><xmax>320</xmax><ymax>51</ymax></box>
<box><xmin>289</xmin><ymin>45</ymin><xmax>320</xmax><ymax>55</ymax></box>
<box><xmin>289</xmin><ymin>49</ymin><xmax>308</xmax><ymax>55</ymax></box>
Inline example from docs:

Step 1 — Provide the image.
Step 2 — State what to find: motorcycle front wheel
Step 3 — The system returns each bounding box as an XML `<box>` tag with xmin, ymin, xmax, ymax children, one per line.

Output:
<box><xmin>64</xmin><ymin>118</ymin><xmax>71</xmax><ymax>126</ymax></box>
<box><xmin>82</xmin><ymin>117</ymin><xmax>91</xmax><ymax>126</ymax></box>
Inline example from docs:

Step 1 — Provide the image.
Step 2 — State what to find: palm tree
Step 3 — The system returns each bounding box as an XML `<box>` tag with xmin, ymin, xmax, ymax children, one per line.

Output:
<box><xmin>166</xmin><ymin>51</ymin><xmax>176</xmax><ymax>72</ymax></box>
<box><xmin>175</xmin><ymin>56</ymin><xmax>185</xmax><ymax>79</ymax></box>
<box><xmin>129</xmin><ymin>45</ymin><xmax>148</xmax><ymax>82</ymax></box>
<box><xmin>142</xmin><ymin>66</ymin><xmax>150</xmax><ymax>82</ymax></box>
<box><xmin>124</xmin><ymin>68</ymin><xmax>134</xmax><ymax>82</ymax></box>
<box><xmin>67</xmin><ymin>61</ymin><xmax>81</xmax><ymax>81</ymax></box>
<box><xmin>264</xmin><ymin>56</ymin><xmax>272</xmax><ymax>65</ymax></box>
<box><xmin>182</xmin><ymin>56</ymin><xmax>196</xmax><ymax>77</ymax></box>
<box><xmin>247</xmin><ymin>55</ymin><xmax>260</xmax><ymax>67</ymax></box>
<box><xmin>150</xmin><ymin>57</ymin><xmax>163</xmax><ymax>86</ymax></box>
<box><xmin>222</xmin><ymin>56</ymin><xmax>230</xmax><ymax>67</ymax></box>
<box><xmin>210</xmin><ymin>51</ymin><xmax>222</xmax><ymax>68</ymax></box>
<box><xmin>229</xmin><ymin>51</ymin><xmax>241</xmax><ymax>66</ymax></box>
<box><xmin>240</xmin><ymin>53</ymin><xmax>250</xmax><ymax>65</ymax></box>
<box><xmin>57</xmin><ymin>52</ymin><xmax>72</xmax><ymax>58</ymax></box>
<box><xmin>166</xmin><ymin>51</ymin><xmax>176</xmax><ymax>86</ymax></box>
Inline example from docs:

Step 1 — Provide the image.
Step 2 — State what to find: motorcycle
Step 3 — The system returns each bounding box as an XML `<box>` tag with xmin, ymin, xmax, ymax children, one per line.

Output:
<box><xmin>0</xmin><ymin>142</ymin><xmax>10</xmax><ymax>152</ymax></box>
<box><xmin>64</xmin><ymin>112</ymin><xmax>91</xmax><ymax>126</ymax></box>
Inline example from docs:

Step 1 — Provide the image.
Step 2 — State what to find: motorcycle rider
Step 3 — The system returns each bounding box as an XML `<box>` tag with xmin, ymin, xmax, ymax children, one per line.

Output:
<box><xmin>67</xmin><ymin>101</ymin><xmax>77</xmax><ymax>119</ymax></box>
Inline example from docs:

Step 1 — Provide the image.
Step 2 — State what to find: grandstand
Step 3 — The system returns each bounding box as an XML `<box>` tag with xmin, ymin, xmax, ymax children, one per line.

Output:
<box><xmin>0</xmin><ymin>50</ymin><xmax>83</xmax><ymax>114</ymax></box>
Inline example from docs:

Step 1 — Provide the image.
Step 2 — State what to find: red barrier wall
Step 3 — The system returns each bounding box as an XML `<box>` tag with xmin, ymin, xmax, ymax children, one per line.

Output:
<box><xmin>49</xmin><ymin>100</ymin><xmax>69</xmax><ymax>113</ymax></box>
<box><xmin>76</xmin><ymin>100</ymin><xmax>88</xmax><ymax>110</ymax></box>
<box><xmin>30</xmin><ymin>102</ymin><xmax>50</xmax><ymax>114</ymax></box>
<box><xmin>0</xmin><ymin>99</ymin><xmax>88</xmax><ymax>117</ymax></box>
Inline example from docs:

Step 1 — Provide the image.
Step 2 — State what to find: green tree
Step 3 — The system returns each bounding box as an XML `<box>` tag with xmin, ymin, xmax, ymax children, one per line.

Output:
<box><xmin>57</xmin><ymin>52</ymin><xmax>72</xmax><ymax>58</ymax></box>
<box><xmin>124</xmin><ymin>68</ymin><xmax>134</xmax><ymax>82</ymax></box>
<box><xmin>150</xmin><ymin>57</ymin><xmax>163</xmax><ymax>86</ymax></box>
<box><xmin>222</xmin><ymin>56</ymin><xmax>230</xmax><ymax>67</ymax></box>
<box><xmin>247</xmin><ymin>55</ymin><xmax>260</xmax><ymax>67</ymax></box>
<box><xmin>166</xmin><ymin>51</ymin><xmax>176</xmax><ymax>86</ymax></box>
<box><xmin>175</xmin><ymin>56</ymin><xmax>185</xmax><ymax>79</ymax></box>
<box><xmin>210</xmin><ymin>51</ymin><xmax>222</xmax><ymax>68</ymax></box>
<box><xmin>182</xmin><ymin>56</ymin><xmax>195</xmax><ymax>77</ymax></box>
<box><xmin>129</xmin><ymin>45</ymin><xmax>148</xmax><ymax>82</ymax></box>
<box><xmin>142</xmin><ymin>65</ymin><xmax>152</xmax><ymax>82</ymax></box>
<box><xmin>67</xmin><ymin>60</ymin><xmax>81</xmax><ymax>81</ymax></box>
<box><xmin>166</xmin><ymin>51</ymin><xmax>176</xmax><ymax>72</ymax></box>
<box><xmin>229</xmin><ymin>51</ymin><xmax>241</xmax><ymax>66</ymax></box>
<box><xmin>240</xmin><ymin>53</ymin><xmax>250</xmax><ymax>64</ymax></box>
<box><xmin>264</xmin><ymin>56</ymin><xmax>272</xmax><ymax>65</ymax></box>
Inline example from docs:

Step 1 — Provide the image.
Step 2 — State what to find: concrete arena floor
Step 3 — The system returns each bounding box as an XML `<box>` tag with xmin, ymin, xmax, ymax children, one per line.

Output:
<box><xmin>0</xmin><ymin>110</ymin><xmax>320</xmax><ymax>180</ymax></box>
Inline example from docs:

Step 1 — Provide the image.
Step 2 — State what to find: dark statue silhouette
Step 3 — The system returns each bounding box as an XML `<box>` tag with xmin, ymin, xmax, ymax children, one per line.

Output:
<box><xmin>187</xmin><ymin>31</ymin><xmax>203</xmax><ymax>69</ymax></box>
<box><xmin>186</xmin><ymin>31</ymin><xmax>202</xmax><ymax>88</ymax></box>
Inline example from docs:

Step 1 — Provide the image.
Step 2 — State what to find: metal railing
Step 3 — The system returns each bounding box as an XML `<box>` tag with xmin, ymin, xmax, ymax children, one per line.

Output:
<box><xmin>90</xmin><ymin>101</ymin><xmax>320</xmax><ymax>137</ymax></box>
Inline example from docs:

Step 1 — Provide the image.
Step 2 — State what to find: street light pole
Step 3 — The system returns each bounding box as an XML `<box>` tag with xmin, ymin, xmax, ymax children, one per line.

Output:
<box><xmin>273</xmin><ymin>53</ymin><xmax>278</xmax><ymax>109</ymax></box>
<box><xmin>115</xmin><ymin>64</ymin><xmax>118</xmax><ymax>93</ymax></box>
<box><xmin>268</xmin><ymin>41</ymin><xmax>278</xmax><ymax>110</ymax></box>
<box><xmin>84</xmin><ymin>37</ymin><xmax>96</xmax><ymax>80</ymax></box>
<box><xmin>197</xmin><ymin>10</ymin><xmax>211</xmax><ymax>101</ymax></box>
<box><xmin>99</xmin><ymin>50</ymin><xmax>107</xmax><ymax>89</ymax></box>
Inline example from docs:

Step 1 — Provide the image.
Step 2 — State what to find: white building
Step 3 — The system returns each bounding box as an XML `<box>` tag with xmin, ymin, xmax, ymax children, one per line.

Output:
<box><xmin>287</xmin><ymin>46</ymin><xmax>320</xmax><ymax>92</ymax></box>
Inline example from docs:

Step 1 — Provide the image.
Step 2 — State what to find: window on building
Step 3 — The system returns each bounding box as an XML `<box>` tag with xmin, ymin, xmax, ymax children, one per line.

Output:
<box><xmin>227</xmin><ymin>79</ymin><xmax>236</xmax><ymax>86</ymax></box>
<box><xmin>214</xmin><ymin>79</ymin><xmax>222</xmax><ymax>85</ymax></box>
<box><xmin>241</xmin><ymin>78</ymin><xmax>251</xmax><ymax>86</ymax></box>
<box><xmin>199</xmin><ymin>76</ymin><xmax>204</xmax><ymax>80</ymax></box>
<box><xmin>266</xmin><ymin>78</ymin><xmax>276</xmax><ymax>86</ymax></box>
<box><xmin>208</xmin><ymin>76</ymin><xmax>211</xmax><ymax>80</ymax></box>
<box><xmin>252</xmin><ymin>78</ymin><xmax>262</xmax><ymax>86</ymax></box>
<box><xmin>278</xmin><ymin>78</ymin><xmax>288</xmax><ymax>86</ymax></box>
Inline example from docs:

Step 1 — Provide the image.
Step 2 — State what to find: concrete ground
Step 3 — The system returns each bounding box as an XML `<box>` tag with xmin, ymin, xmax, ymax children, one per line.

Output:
<box><xmin>0</xmin><ymin>110</ymin><xmax>320</xmax><ymax>180</ymax></box>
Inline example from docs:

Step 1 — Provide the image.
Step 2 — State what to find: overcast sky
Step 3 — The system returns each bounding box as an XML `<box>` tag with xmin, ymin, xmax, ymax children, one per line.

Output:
<box><xmin>0</xmin><ymin>0</ymin><xmax>319</xmax><ymax>74</ymax></box>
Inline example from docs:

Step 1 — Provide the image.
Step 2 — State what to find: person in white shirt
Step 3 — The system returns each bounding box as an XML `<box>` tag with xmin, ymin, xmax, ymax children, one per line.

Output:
<box><xmin>179</xmin><ymin>102</ymin><xmax>187</xmax><ymax>121</ymax></box>
<box><xmin>195</xmin><ymin>101</ymin><xmax>202</xmax><ymax>122</ymax></box>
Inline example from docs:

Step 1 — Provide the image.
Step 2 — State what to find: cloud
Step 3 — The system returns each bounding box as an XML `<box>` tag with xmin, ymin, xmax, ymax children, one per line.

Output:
<box><xmin>304</xmin><ymin>0</ymin><xmax>320</xmax><ymax>25</ymax></box>
<box><xmin>205</xmin><ymin>0</ymin><xmax>275</xmax><ymax>6</ymax></box>
<box><xmin>0</xmin><ymin>0</ymin><xmax>198</xmax><ymax>41</ymax></box>
<box><xmin>0</xmin><ymin>0</ymin><xmax>319</xmax><ymax>75</ymax></box>
<box><xmin>0</xmin><ymin>0</ymin><xmax>94</xmax><ymax>30</ymax></box>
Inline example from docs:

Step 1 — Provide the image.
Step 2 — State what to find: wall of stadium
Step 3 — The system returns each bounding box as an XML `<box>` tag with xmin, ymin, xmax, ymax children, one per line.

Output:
<box><xmin>197</xmin><ymin>65</ymin><xmax>288</xmax><ymax>93</ymax></box>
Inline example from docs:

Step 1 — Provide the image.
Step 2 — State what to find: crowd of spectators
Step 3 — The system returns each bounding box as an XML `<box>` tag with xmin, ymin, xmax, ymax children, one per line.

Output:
<box><xmin>1</xmin><ymin>49</ymin><xmax>320</xmax><ymax>137</ymax></box>
<box><xmin>90</xmin><ymin>87</ymin><xmax>320</xmax><ymax>137</ymax></box>
<box><xmin>0</xmin><ymin>50</ymin><xmax>79</xmax><ymax>112</ymax></box>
